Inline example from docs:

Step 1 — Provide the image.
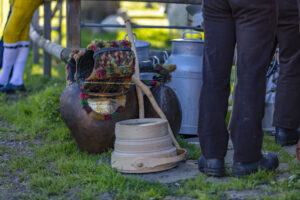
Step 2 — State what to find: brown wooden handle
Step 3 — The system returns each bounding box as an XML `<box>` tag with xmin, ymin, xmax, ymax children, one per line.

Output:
<box><xmin>125</xmin><ymin>18</ymin><xmax>145</xmax><ymax>118</ymax></box>
<box><xmin>132</xmin><ymin>76</ymin><xmax>181</xmax><ymax>149</ymax></box>
<box><xmin>134</xmin><ymin>148</ymin><xmax>187</xmax><ymax>169</ymax></box>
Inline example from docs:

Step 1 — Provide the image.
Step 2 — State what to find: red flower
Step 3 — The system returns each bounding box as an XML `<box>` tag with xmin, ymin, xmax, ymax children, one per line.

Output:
<box><xmin>104</xmin><ymin>114</ymin><xmax>111</xmax><ymax>120</ymax></box>
<box><xmin>112</xmin><ymin>41</ymin><xmax>117</xmax><ymax>48</ymax></box>
<box><xmin>123</xmin><ymin>40</ymin><xmax>129</xmax><ymax>47</ymax></box>
<box><xmin>150</xmin><ymin>81</ymin><xmax>157</xmax><ymax>86</ymax></box>
<box><xmin>80</xmin><ymin>92</ymin><xmax>87</xmax><ymax>99</ymax></box>
<box><xmin>91</xmin><ymin>44</ymin><xmax>98</xmax><ymax>51</ymax></box>
<box><xmin>96</xmin><ymin>70</ymin><xmax>103</xmax><ymax>78</ymax></box>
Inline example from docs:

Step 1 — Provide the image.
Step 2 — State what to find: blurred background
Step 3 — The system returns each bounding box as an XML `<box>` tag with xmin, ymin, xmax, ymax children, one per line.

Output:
<box><xmin>0</xmin><ymin>0</ymin><xmax>202</xmax><ymax>49</ymax></box>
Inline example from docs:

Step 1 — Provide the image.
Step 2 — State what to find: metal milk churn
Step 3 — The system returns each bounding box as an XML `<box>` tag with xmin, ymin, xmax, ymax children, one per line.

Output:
<box><xmin>124</xmin><ymin>33</ymin><xmax>151</xmax><ymax>63</ymax></box>
<box><xmin>165</xmin><ymin>31</ymin><xmax>204</xmax><ymax>135</ymax></box>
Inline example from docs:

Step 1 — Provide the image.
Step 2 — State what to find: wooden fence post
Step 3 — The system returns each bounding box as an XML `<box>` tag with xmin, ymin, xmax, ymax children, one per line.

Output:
<box><xmin>43</xmin><ymin>1</ymin><xmax>52</xmax><ymax>77</ymax></box>
<box><xmin>32</xmin><ymin>9</ymin><xmax>40</xmax><ymax>64</ymax></box>
<box><xmin>67</xmin><ymin>0</ymin><xmax>81</xmax><ymax>48</ymax></box>
<box><xmin>58</xmin><ymin>0</ymin><xmax>63</xmax><ymax>45</ymax></box>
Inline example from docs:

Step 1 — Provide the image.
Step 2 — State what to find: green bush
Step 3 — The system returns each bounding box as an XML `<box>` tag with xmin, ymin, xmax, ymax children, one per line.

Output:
<box><xmin>40</xmin><ymin>86</ymin><xmax>64</xmax><ymax>123</ymax></box>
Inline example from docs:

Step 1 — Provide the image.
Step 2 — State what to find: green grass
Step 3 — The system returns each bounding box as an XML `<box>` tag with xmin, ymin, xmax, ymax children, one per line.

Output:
<box><xmin>177</xmin><ymin>136</ymin><xmax>202</xmax><ymax>160</ymax></box>
<box><xmin>1</xmin><ymin>50</ymin><xmax>299</xmax><ymax>199</ymax></box>
<box><xmin>0</xmin><ymin>46</ymin><xmax>171</xmax><ymax>199</ymax></box>
<box><xmin>0</xmin><ymin>31</ymin><xmax>299</xmax><ymax>200</ymax></box>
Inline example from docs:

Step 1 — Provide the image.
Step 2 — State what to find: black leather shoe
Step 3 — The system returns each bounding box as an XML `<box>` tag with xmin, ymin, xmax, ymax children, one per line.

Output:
<box><xmin>198</xmin><ymin>156</ymin><xmax>225</xmax><ymax>177</ymax></box>
<box><xmin>0</xmin><ymin>83</ymin><xmax>26</xmax><ymax>93</ymax></box>
<box><xmin>232</xmin><ymin>152</ymin><xmax>279</xmax><ymax>177</ymax></box>
<box><xmin>275</xmin><ymin>127</ymin><xmax>299</xmax><ymax>146</ymax></box>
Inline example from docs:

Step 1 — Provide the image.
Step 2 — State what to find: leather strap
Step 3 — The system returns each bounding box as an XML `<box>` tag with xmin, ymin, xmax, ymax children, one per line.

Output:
<box><xmin>133</xmin><ymin>148</ymin><xmax>187</xmax><ymax>169</ymax></box>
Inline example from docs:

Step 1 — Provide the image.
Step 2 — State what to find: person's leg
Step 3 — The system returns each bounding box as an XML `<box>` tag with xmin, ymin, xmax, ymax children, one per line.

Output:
<box><xmin>0</xmin><ymin>46</ymin><xmax>18</xmax><ymax>85</ymax></box>
<box><xmin>3</xmin><ymin>0</ymin><xmax>42</xmax><ymax>44</ymax></box>
<box><xmin>229</xmin><ymin>0</ymin><xmax>277</xmax><ymax>163</ymax></box>
<box><xmin>273</xmin><ymin>0</ymin><xmax>300</xmax><ymax>145</ymax></box>
<box><xmin>1</xmin><ymin>0</ymin><xmax>41</xmax><ymax>92</ymax></box>
<box><xmin>197</xmin><ymin>0</ymin><xmax>235</xmax><ymax>176</ymax></box>
<box><xmin>9</xmin><ymin>43</ymin><xmax>29</xmax><ymax>86</ymax></box>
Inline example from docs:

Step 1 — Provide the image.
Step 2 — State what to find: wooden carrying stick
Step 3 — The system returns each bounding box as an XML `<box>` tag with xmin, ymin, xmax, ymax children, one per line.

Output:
<box><xmin>132</xmin><ymin>76</ymin><xmax>181</xmax><ymax>149</ymax></box>
<box><xmin>125</xmin><ymin>19</ymin><xmax>145</xmax><ymax>119</ymax></box>
<box><xmin>125</xmin><ymin>19</ymin><xmax>181</xmax><ymax>149</ymax></box>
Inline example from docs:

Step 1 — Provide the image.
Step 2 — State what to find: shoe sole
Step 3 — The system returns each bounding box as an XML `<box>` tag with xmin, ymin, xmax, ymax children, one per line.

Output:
<box><xmin>232</xmin><ymin>168</ymin><xmax>258</xmax><ymax>178</ymax></box>
<box><xmin>1</xmin><ymin>88</ymin><xmax>26</xmax><ymax>94</ymax></box>
<box><xmin>276</xmin><ymin>138</ymin><xmax>298</xmax><ymax>147</ymax></box>
<box><xmin>232</xmin><ymin>166</ymin><xmax>278</xmax><ymax>178</ymax></box>
<box><xmin>199</xmin><ymin>167</ymin><xmax>225</xmax><ymax>177</ymax></box>
<box><xmin>2</xmin><ymin>90</ymin><xmax>15</xmax><ymax>94</ymax></box>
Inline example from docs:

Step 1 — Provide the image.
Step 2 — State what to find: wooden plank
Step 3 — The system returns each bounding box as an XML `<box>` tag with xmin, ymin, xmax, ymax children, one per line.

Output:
<box><xmin>51</xmin><ymin>1</ymin><xmax>60</xmax><ymax>18</ymax></box>
<box><xmin>67</xmin><ymin>0</ymin><xmax>81</xmax><ymax>48</ymax></box>
<box><xmin>43</xmin><ymin>1</ymin><xmax>52</xmax><ymax>77</ymax></box>
<box><xmin>96</xmin><ymin>0</ymin><xmax>202</xmax><ymax>4</ymax></box>
<box><xmin>58</xmin><ymin>0</ymin><xmax>63</xmax><ymax>45</ymax></box>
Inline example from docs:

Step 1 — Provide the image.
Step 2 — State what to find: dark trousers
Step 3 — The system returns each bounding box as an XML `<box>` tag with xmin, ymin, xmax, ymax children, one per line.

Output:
<box><xmin>198</xmin><ymin>0</ymin><xmax>277</xmax><ymax>163</ymax></box>
<box><xmin>273</xmin><ymin>0</ymin><xmax>300</xmax><ymax>129</ymax></box>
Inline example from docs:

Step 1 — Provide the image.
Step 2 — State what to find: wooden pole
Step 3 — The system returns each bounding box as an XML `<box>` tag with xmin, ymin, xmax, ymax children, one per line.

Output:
<box><xmin>30</xmin><ymin>25</ymin><xmax>72</xmax><ymax>63</ymax></box>
<box><xmin>32</xmin><ymin>9</ymin><xmax>40</xmax><ymax>64</ymax></box>
<box><xmin>125</xmin><ymin>19</ymin><xmax>145</xmax><ymax>119</ymax></box>
<box><xmin>43</xmin><ymin>1</ymin><xmax>52</xmax><ymax>77</ymax></box>
<box><xmin>132</xmin><ymin>76</ymin><xmax>181</xmax><ymax>149</ymax></box>
<box><xmin>67</xmin><ymin>0</ymin><xmax>81</xmax><ymax>48</ymax></box>
<box><xmin>58</xmin><ymin>0</ymin><xmax>63</xmax><ymax>45</ymax></box>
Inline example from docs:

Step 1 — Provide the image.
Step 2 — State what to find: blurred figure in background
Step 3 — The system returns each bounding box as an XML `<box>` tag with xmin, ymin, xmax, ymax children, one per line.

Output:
<box><xmin>272</xmin><ymin>0</ymin><xmax>300</xmax><ymax>146</ymax></box>
<box><xmin>0</xmin><ymin>0</ymin><xmax>42</xmax><ymax>93</ymax></box>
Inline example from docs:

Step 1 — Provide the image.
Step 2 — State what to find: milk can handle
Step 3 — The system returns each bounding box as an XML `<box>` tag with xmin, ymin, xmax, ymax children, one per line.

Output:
<box><xmin>124</xmin><ymin>33</ymin><xmax>137</xmax><ymax>42</ymax></box>
<box><xmin>163</xmin><ymin>51</ymin><xmax>169</xmax><ymax>63</ymax></box>
<box><xmin>150</xmin><ymin>56</ymin><xmax>160</xmax><ymax>64</ymax></box>
<box><xmin>182</xmin><ymin>31</ymin><xmax>202</xmax><ymax>40</ymax></box>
